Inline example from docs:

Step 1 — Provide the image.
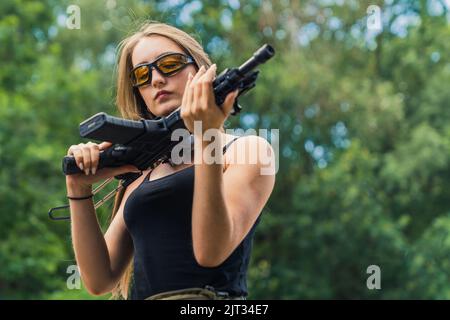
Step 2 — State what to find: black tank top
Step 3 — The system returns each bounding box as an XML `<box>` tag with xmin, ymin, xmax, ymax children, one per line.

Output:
<box><xmin>123</xmin><ymin>136</ymin><xmax>261</xmax><ymax>300</ymax></box>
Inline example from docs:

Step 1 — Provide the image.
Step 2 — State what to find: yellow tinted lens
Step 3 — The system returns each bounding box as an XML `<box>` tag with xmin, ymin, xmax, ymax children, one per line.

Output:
<box><xmin>157</xmin><ymin>55</ymin><xmax>186</xmax><ymax>73</ymax></box>
<box><xmin>134</xmin><ymin>66</ymin><xmax>149</xmax><ymax>85</ymax></box>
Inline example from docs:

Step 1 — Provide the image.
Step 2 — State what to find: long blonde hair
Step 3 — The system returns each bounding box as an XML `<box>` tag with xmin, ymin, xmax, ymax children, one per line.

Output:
<box><xmin>110</xmin><ymin>21</ymin><xmax>212</xmax><ymax>299</ymax></box>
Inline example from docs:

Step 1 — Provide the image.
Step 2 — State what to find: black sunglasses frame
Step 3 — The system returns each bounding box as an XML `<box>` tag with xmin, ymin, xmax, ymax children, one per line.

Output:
<box><xmin>130</xmin><ymin>52</ymin><xmax>197</xmax><ymax>88</ymax></box>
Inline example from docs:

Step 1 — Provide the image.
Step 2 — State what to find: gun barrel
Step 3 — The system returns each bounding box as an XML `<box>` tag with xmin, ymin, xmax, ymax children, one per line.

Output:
<box><xmin>238</xmin><ymin>44</ymin><xmax>275</xmax><ymax>74</ymax></box>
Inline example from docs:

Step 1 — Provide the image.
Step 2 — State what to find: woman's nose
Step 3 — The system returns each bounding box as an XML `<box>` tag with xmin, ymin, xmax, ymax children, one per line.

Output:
<box><xmin>151</xmin><ymin>68</ymin><xmax>166</xmax><ymax>87</ymax></box>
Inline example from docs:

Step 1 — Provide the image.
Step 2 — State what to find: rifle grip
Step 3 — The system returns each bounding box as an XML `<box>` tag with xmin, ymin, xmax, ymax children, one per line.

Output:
<box><xmin>62</xmin><ymin>148</ymin><xmax>121</xmax><ymax>175</ymax></box>
<box><xmin>62</xmin><ymin>156</ymin><xmax>83</xmax><ymax>175</ymax></box>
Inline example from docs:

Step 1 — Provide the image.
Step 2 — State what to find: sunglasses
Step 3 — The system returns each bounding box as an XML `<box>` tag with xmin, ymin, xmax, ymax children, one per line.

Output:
<box><xmin>130</xmin><ymin>52</ymin><xmax>197</xmax><ymax>87</ymax></box>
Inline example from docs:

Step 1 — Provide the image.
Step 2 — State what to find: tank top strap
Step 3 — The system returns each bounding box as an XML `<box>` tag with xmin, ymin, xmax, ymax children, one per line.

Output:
<box><xmin>142</xmin><ymin>136</ymin><xmax>241</xmax><ymax>181</ymax></box>
<box><xmin>222</xmin><ymin>136</ymin><xmax>241</xmax><ymax>155</ymax></box>
<box><xmin>144</xmin><ymin>170</ymin><xmax>152</xmax><ymax>181</ymax></box>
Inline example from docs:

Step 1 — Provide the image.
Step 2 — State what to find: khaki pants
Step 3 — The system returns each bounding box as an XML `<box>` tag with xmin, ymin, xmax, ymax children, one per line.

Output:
<box><xmin>145</xmin><ymin>287</ymin><xmax>246</xmax><ymax>300</ymax></box>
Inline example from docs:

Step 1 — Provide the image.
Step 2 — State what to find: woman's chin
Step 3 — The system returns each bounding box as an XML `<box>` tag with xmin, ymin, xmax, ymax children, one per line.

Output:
<box><xmin>158</xmin><ymin>103</ymin><xmax>178</xmax><ymax>117</ymax></box>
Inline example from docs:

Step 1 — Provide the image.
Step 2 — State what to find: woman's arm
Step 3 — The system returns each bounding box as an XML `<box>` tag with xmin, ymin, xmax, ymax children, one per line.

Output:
<box><xmin>67</xmin><ymin>181</ymin><xmax>134</xmax><ymax>296</ymax></box>
<box><xmin>191</xmin><ymin>135</ymin><xmax>276</xmax><ymax>267</ymax></box>
<box><xmin>65</xmin><ymin>141</ymin><xmax>139</xmax><ymax>296</ymax></box>
<box><xmin>180</xmin><ymin>64</ymin><xmax>276</xmax><ymax>267</ymax></box>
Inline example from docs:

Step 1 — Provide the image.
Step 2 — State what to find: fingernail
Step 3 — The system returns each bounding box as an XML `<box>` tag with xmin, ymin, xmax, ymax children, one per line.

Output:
<box><xmin>79</xmin><ymin>163</ymin><xmax>84</xmax><ymax>170</ymax></box>
<box><xmin>92</xmin><ymin>167</ymin><xmax>96</xmax><ymax>175</ymax></box>
<box><xmin>85</xmin><ymin>169</ymin><xmax>89</xmax><ymax>176</ymax></box>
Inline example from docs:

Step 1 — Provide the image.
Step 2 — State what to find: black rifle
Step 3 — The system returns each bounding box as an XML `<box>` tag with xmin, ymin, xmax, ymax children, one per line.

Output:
<box><xmin>48</xmin><ymin>44</ymin><xmax>275</xmax><ymax>220</ymax></box>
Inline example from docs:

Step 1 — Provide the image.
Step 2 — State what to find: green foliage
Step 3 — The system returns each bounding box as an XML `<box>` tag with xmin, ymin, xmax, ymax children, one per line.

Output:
<box><xmin>1</xmin><ymin>0</ymin><xmax>449</xmax><ymax>299</ymax></box>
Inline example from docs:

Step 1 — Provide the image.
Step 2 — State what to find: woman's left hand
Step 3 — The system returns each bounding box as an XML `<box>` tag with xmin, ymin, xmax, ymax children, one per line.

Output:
<box><xmin>180</xmin><ymin>64</ymin><xmax>239</xmax><ymax>134</ymax></box>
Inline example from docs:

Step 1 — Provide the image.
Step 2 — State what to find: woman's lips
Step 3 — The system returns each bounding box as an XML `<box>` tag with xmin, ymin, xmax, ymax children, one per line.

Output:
<box><xmin>156</xmin><ymin>92</ymin><xmax>171</xmax><ymax>101</ymax></box>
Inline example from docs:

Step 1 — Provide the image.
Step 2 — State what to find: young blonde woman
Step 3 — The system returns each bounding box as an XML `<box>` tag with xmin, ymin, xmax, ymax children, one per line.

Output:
<box><xmin>65</xmin><ymin>21</ymin><xmax>276</xmax><ymax>300</ymax></box>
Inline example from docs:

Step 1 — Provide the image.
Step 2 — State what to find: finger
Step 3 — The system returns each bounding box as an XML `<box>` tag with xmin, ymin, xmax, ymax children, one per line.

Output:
<box><xmin>198</xmin><ymin>64</ymin><xmax>216</xmax><ymax>87</ymax></box>
<box><xmin>70</xmin><ymin>146</ymin><xmax>84</xmax><ymax>171</ymax></box>
<box><xmin>126</xmin><ymin>164</ymin><xmax>140</xmax><ymax>172</ymax></box>
<box><xmin>115</xmin><ymin>164</ymin><xmax>140</xmax><ymax>174</ymax></box>
<box><xmin>182</xmin><ymin>73</ymin><xmax>196</xmax><ymax>132</ymax></box>
<box><xmin>94</xmin><ymin>165</ymin><xmax>140</xmax><ymax>180</ymax></box>
<box><xmin>186</xmin><ymin>73</ymin><xmax>195</xmax><ymax>114</ymax></box>
<box><xmin>194</xmin><ymin>64</ymin><xmax>216</xmax><ymax>112</ymax></box>
<box><xmin>85</xmin><ymin>142</ymin><xmax>99</xmax><ymax>175</ymax></box>
<box><xmin>80</xmin><ymin>144</ymin><xmax>92</xmax><ymax>175</ymax></box>
<box><xmin>193</xmin><ymin>77</ymin><xmax>203</xmax><ymax>113</ymax></box>
<box><xmin>222</xmin><ymin>89</ymin><xmax>239</xmax><ymax>116</ymax></box>
<box><xmin>202</xmin><ymin>64</ymin><xmax>217</xmax><ymax>109</ymax></box>
<box><xmin>191</xmin><ymin>65</ymin><xmax>206</xmax><ymax>85</ymax></box>
<box><xmin>67</xmin><ymin>145</ymin><xmax>77</xmax><ymax>156</ymax></box>
<box><xmin>205</xmin><ymin>64</ymin><xmax>217</xmax><ymax>79</ymax></box>
<box><xmin>98</xmin><ymin>141</ymin><xmax>112</xmax><ymax>151</ymax></box>
<box><xmin>90</xmin><ymin>143</ymin><xmax>101</xmax><ymax>175</ymax></box>
<box><xmin>182</xmin><ymin>72</ymin><xmax>192</xmax><ymax>102</ymax></box>
<box><xmin>181</xmin><ymin>72</ymin><xmax>193</xmax><ymax>118</ymax></box>
<box><xmin>189</xmin><ymin>66</ymin><xmax>206</xmax><ymax>106</ymax></box>
<box><xmin>190</xmin><ymin>66</ymin><xmax>207</xmax><ymax>100</ymax></box>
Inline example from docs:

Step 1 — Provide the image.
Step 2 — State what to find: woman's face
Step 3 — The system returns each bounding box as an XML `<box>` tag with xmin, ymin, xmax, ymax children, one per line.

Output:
<box><xmin>131</xmin><ymin>35</ymin><xmax>198</xmax><ymax>117</ymax></box>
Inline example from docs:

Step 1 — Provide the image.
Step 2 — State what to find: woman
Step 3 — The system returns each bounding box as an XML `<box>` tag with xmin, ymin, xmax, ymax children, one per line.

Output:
<box><xmin>65</xmin><ymin>21</ymin><xmax>275</xmax><ymax>300</ymax></box>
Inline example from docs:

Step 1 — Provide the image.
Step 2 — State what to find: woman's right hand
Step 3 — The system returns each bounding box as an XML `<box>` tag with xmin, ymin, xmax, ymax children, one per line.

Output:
<box><xmin>65</xmin><ymin>141</ymin><xmax>140</xmax><ymax>189</ymax></box>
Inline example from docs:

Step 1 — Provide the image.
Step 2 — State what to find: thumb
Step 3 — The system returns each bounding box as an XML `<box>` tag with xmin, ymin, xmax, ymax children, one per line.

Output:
<box><xmin>111</xmin><ymin>165</ymin><xmax>140</xmax><ymax>176</ymax></box>
<box><xmin>222</xmin><ymin>89</ymin><xmax>239</xmax><ymax>116</ymax></box>
<box><xmin>99</xmin><ymin>141</ymin><xmax>113</xmax><ymax>151</ymax></box>
<box><xmin>121</xmin><ymin>164</ymin><xmax>140</xmax><ymax>173</ymax></box>
<box><xmin>94</xmin><ymin>165</ymin><xmax>140</xmax><ymax>180</ymax></box>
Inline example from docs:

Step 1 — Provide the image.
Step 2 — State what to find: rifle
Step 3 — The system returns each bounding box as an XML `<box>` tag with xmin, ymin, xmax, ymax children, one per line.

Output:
<box><xmin>48</xmin><ymin>44</ymin><xmax>275</xmax><ymax>220</ymax></box>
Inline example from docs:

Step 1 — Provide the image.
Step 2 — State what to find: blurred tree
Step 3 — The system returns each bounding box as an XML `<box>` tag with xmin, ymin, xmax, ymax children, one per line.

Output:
<box><xmin>0</xmin><ymin>0</ymin><xmax>449</xmax><ymax>299</ymax></box>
